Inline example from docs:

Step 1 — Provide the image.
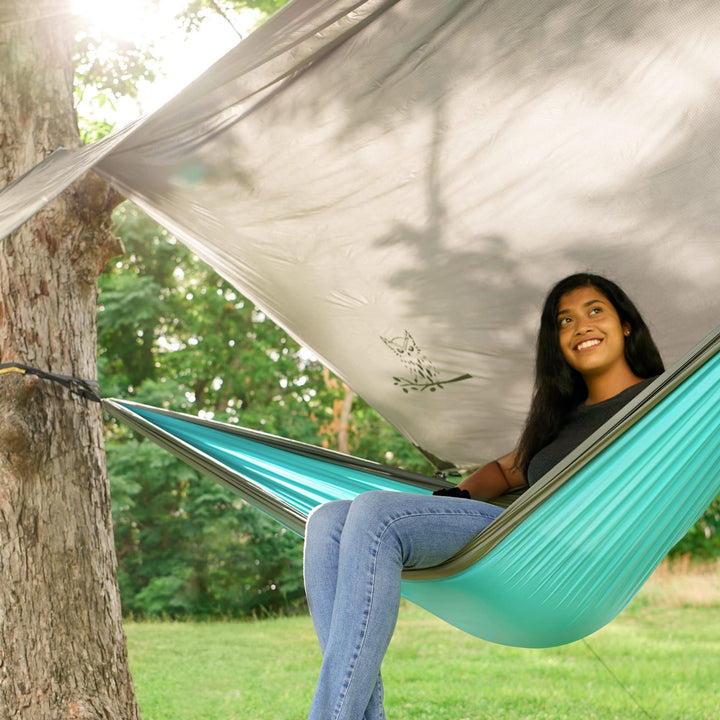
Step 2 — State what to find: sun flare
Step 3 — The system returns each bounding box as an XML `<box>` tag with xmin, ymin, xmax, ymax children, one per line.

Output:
<box><xmin>71</xmin><ymin>0</ymin><xmax>260</xmax><ymax>121</ymax></box>
<box><xmin>71</xmin><ymin>0</ymin><xmax>178</xmax><ymax>43</ymax></box>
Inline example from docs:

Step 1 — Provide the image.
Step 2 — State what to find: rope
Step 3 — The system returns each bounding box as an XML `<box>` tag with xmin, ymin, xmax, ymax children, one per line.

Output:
<box><xmin>0</xmin><ymin>363</ymin><xmax>101</xmax><ymax>403</ymax></box>
<box><xmin>582</xmin><ymin>638</ymin><xmax>655</xmax><ymax>719</ymax></box>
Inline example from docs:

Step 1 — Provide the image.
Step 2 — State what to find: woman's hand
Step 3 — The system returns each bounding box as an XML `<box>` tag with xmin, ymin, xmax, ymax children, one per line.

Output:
<box><xmin>432</xmin><ymin>486</ymin><xmax>470</xmax><ymax>499</ymax></box>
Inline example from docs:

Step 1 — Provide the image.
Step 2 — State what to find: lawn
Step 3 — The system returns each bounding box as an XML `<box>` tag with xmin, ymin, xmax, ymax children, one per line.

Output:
<box><xmin>125</xmin><ymin>560</ymin><xmax>720</xmax><ymax>720</ymax></box>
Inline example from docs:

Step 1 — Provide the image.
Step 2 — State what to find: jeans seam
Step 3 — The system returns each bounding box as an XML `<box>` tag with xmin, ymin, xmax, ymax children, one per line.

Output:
<box><xmin>333</xmin><ymin>518</ymin><xmax>385</xmax><ymax>719</ymax></box>
<box><xmin>332</xmin><ymin>504</ymin><xmax>498</xmax><ymax>718</ymax></box>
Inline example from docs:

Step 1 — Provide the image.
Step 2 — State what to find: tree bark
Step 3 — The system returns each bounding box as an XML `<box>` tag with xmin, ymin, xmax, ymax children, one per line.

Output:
<box><xmin>337</xmin><ymin>383</ymin><xmax>354</xmax><ymax>455</ymax></box>
<box><xmin>0</xmin><ymin>2</ymin><xmax>140</xmax><ymax>717</ymax></box>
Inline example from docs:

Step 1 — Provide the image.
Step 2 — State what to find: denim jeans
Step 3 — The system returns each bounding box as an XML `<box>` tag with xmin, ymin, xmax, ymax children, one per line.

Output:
<box><xmin>303</xmin><ymin>490</ymin><xmax>504</xmax><ymax>720</ymax></box>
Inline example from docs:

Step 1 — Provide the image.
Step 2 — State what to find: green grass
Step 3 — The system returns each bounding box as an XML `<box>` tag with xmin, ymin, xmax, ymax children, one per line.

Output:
<box><xmin>126</xmin><ymin>563</ymin><xmax>720</xmax><ymax>720</ymax></box>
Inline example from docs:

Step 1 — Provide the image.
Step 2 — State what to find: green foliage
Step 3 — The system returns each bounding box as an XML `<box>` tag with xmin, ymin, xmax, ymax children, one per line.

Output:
<box><xmin>72</xmin><ymin>0</ymin><xmax>288</xmax><ymax>143</ymax></box>
<box><xmin>75</xmin><ymin>30</ymin><xmax>158</xmax><ymax>101</ymax></box>
<box><xmin>349</xmin><ymin>394</ymin><xmax>435</xmax><ymax>471</ymax></box>
<box><xmin>178</xmin><ymin>0</ymin><xmax>288</xmax><ymax>34</ymax></box>
<box><xmin>669</xmin><ymin>497</ymin><xmax>720</xmax><ymax>559</ymax></box>
<box><xmin>74</xmin><ymin>25</ymin><xmax>159</xmax><ymax>143</ymax></box>
<box><xmin>108</xmin><ymin>435</ymin><xmax>305</xmax><ymax>619</ymax></box>
<box><xmin>100</xmin><ymin>203</ymin><xmax>432</xmax><ymax>619</ymax></box>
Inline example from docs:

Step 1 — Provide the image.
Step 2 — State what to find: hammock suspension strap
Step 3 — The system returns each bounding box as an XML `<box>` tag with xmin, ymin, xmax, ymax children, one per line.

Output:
<box><xmin>0</xmin><ymin>363</ymin><xmax>102</xmax><ymax>403</ymax></box>
<box><xmin>582</xmin><ymin>639</ymin><xmax>654</xmax><ymax>720</ymax></box>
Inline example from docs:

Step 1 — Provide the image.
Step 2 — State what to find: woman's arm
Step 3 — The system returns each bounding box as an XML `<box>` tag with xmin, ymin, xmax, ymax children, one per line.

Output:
<box><xmin>456</xmin><ymin>450</ymin><xmax>526</xmax><ymax>500</ymax></box>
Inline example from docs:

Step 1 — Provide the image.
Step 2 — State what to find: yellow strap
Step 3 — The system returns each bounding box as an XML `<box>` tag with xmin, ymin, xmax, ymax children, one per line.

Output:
<box><xmin>0</xmin><ymin>365</ymin><xmax>27</xmax><ymax>376</ymax></box>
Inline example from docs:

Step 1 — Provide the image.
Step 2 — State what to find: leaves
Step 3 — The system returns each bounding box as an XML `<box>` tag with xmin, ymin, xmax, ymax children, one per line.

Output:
<box><xmin>101</xmin><ymin>203</ymin><xmax>434</xmax><ymax>618</ymax></box>
<box><xmin>177</xmin><ymin>0</ymin><xmax>288</xmax><ymax>34</ymax></box>
<box><xmin>670</xmin><ymin>497</ymin><xmax>720</xmax><ymax>559</ymax></box>
<box><xmin>74</xmin><ymin>24</ymin><xmax>160</xmax><ymax>142</ymax></box>
<box><xmin>73</xmin><ymin>0</ymin><xmax>289</xmax><ymax>143</ymax></box>
<box><xmin>107</xmin><ymin>436</ymin><xmax>306</xmax><ymax>618</ymax></box>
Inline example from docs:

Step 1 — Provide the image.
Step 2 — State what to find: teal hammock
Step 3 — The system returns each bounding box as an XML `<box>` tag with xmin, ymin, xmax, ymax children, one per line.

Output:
<box><xmin>104</xmin><ymin>327</ymin><xmax>720</xmax><ymax>648</ymax></box>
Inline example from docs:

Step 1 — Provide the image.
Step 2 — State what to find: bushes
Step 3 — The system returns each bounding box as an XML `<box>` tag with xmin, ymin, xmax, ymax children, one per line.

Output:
<box><xmin>108</xmin><ymin>438</ymin><xmax>306</xmax><ymax>619</ymax></box>
<box><xmin>669</xmin><ymin>496</ymin><xmax>720</xmax><ymax>559</ymax></box>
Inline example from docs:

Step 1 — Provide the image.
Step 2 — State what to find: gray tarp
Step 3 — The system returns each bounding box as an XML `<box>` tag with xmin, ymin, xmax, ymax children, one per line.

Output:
<box><xmin>2</xmin><ymin>0</ymin><xmax>720</xmax><ymax>467</ymax></box>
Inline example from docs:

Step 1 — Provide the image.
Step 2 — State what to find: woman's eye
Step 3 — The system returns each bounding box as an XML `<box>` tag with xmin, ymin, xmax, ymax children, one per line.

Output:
<box><xmin>558</xmin><ymin>316</ymin><xmax>572</xmax><ymax>327</ymax></box>
<box><xmin>589</xmin><ymin>307</ymin><xmax>602</xmax><ymax>316</ymax></box>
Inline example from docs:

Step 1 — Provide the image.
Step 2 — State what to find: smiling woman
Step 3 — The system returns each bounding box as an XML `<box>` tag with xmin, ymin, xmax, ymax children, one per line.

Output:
<box><xmin>302</xmin><ymin>272</ymin><xmax>668</xmax><ymax>720</ymax></box>
<box><xmin>556</xmin><ymin>285</ymin><xmax>640</xmax><ymax>403</ymax></box>
<box><xmin>515</xmin><ymin>273</ymin><xmax>666</xmax><ymax>485</ymax></box>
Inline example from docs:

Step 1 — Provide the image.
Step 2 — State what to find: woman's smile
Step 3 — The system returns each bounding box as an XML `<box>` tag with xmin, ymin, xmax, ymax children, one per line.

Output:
<box><xmin>574</xmin><ymin>337</ymin><xmax>603</xmax><ymax>352</ymax></box>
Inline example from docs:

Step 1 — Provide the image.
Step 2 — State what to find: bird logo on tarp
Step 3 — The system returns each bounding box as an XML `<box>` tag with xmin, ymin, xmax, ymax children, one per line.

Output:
<box><xmin>381</xmin><ymin>331</ymin><xmax>471</xmax><ymax>393</ymax></box>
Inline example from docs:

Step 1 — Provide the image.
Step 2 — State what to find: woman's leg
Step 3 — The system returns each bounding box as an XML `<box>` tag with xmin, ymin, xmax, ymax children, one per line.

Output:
<box><xmin>304</xmin><ymin>500</ymin><xmax>351</xmax><ymax>649</ymax></box>
<box><xmin>304</xmin><ymin>491</ymin><xmax>503</xmax><ymax>720</ymax></box>
<box><xmin>304</xmin><ymin>500</ymin><xmax>386</xmax><ymax>720</ymax></box>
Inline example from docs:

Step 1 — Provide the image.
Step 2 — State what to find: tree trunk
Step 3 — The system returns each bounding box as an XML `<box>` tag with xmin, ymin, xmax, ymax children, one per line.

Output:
<box><xmin>0</xmin><ymin>2</ymin><xmax>140</xmax><ymax>718</ymax></box>
<box><xmin>337</xmin><ymin>384</ymin><xmax>355</xmax><ymax>455</ymax></box>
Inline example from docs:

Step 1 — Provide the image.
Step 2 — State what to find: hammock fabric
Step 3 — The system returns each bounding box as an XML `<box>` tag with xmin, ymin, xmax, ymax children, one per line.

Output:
<box><xmin>3</xmin><ymin>0</ymin><xmax>720</xmax><ymax>468</ymax></box>
<box><xmin>105</xmin><ymin>326</ymin><xmax>720</xmax><ymax>647</ymax></box>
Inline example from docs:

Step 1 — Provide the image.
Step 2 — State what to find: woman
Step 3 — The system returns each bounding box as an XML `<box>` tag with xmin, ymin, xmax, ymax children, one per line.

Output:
<box><xmin>303</xmin><ymin>273</ymin><xmax>664</xmax><ymax>720</ymax></box>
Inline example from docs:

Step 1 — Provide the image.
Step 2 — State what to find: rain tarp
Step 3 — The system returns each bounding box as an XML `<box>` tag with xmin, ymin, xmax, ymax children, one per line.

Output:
<box><xmin>2</xmin><ymin>0</ymin><xmax>720</xmax><ymax>468</ymax></box>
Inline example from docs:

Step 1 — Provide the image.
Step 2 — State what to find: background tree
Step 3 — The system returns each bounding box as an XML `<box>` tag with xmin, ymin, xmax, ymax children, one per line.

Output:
<box><xmin>0</xmin><ymin>0</ymin><xmax>299</xmax><ymax>714</ymax></box>
<box><xmin>0</xmin><ymin>2</ymin><xmax>139</xmax><ymax>717</ymax></box>
<box><xmin>99</xmin><ymin>205</ymin><xmax>433</xmax><ymax>618</ymax></box>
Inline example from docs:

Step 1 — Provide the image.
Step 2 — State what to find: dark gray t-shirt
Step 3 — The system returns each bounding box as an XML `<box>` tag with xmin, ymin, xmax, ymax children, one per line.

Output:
<box><xmin>526</xmin><ymin>378</ymin><xmax>654</xmax><ymax>486</ymax></box>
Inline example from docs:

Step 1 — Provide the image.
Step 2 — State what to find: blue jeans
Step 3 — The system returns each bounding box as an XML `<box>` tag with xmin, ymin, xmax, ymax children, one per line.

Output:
<box><xmin>303</xmin><ymin>490</ymin><xmax>504</xmax><ymax>720</ymax></box>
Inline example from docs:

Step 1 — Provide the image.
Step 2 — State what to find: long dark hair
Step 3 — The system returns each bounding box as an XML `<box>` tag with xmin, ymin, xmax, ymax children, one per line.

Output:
<box><xmin>515</xmin><ymin>273</ymin><xmax>664</xmax><ymax>476</ymax></box>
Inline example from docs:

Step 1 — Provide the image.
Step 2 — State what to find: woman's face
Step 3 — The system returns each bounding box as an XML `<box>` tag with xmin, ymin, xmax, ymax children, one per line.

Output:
<box><xmin>556</xmin><ymin>285</ymin><xmax>631</xmax><ymax>379</ymax></box>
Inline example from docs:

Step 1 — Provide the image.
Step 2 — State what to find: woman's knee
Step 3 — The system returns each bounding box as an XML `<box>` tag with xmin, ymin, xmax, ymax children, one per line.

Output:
<box><xmin>343</xmin><ymin>490</ymin><xmax>402</xmax><ymax>528</ymax></box>
<box><xmin>306</xmin><ymin>499</ymin><xmax>352</xmax><ymax>539</ymax></box>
